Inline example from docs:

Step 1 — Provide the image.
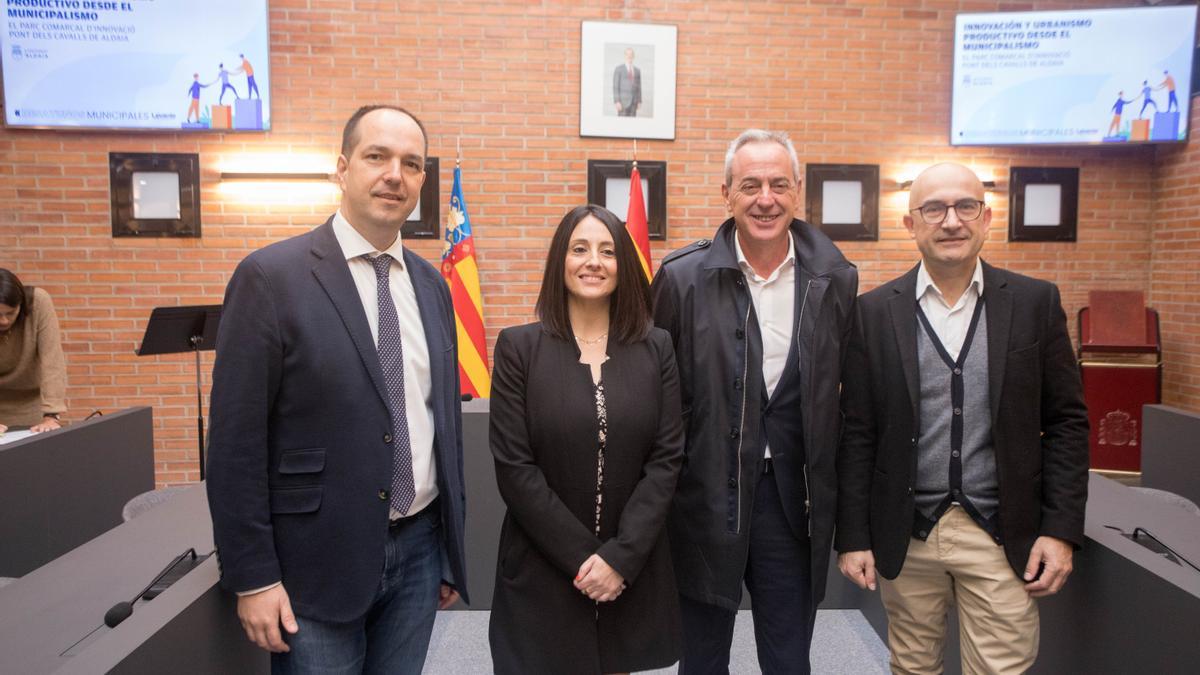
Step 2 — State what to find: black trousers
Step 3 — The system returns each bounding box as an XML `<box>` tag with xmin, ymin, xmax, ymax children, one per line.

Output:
<box><xmin>679</xmin><ymin>468</ymin><xmax>815</xmax><ymax>674</ymax></box>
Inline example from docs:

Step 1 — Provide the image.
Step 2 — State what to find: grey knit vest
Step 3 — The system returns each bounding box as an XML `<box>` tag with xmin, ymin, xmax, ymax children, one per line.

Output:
<box><xmin>914</xmin><ymin>304</ymin><xmax>999</xmax><ymax>525</ymax></box>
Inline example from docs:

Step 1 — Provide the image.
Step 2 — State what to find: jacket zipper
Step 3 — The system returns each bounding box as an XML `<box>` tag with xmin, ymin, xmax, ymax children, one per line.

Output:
<box><xmin>797</xmin><ymin>279</ymin><xmax>814</xmax><ymax>537</ymax></box>
<box><xmin>733</xmin><ymin>297</ymin><xmax>752</xmax><ymax>534</ymax></box>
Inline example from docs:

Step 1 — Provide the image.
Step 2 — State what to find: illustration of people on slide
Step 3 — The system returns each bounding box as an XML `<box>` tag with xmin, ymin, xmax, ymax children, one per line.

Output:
<box><xmin>1107</xmin><ymin>91</ymin><xmax>1135</xmax><ymax>137</ymax></box>
<box><xmin>1156</xmin><ymin>70</ymin><xmax>1178</xmax><ymax>113</ymax></box>
<box><xmin>235</xmin><ymin>54</ymin><xmax>260</xmax><ymax>99</ymax></box>
<box><xmin>1138</xmin><ymin>80</ymin><xmax>1158</xmax><ymax>118</ymax></box>
<box><xmin>186</xmin><ymin>73</ymin><xmax>211</xmax><ymax>123</ymax></box>
<box><xmin>216</xmin><ymin>63</ymin><xmax>240</xmax><ymax>105</ymax></box>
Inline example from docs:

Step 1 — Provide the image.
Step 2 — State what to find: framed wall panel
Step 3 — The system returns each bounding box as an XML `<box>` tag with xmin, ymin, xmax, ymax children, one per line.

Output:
<box><xmin>1009</xmin><ymin>166</ymin><xmax>1078</xmax><ymax>242</ymax></box>
<box><xmin>402</xmin><ymin>157</ymin><xmax>441</xmax><ymax>239</ymax></box>
<box><xmin>109</xmin><ymin>153</ymin><xmax>201</xmax><ymax>238</ymax></box>
<box><xmin>586</xmin><ymin>159</ymin><xmax>667</xmax><ymax>240</ymax></box>
<box><xmin>804</xmin><ymin>163</ymin><xmax>879</xmax><ymax>241</ymax></box>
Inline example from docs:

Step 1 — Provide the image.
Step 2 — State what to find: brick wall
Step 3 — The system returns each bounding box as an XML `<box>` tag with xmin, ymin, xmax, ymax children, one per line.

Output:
<box><xmin>0</xmin><ymin>1</ymin><xmax>1188</xmax><ymax>485</ymax></box>
<box><xmin>1152</xmin><ymin>105</ymin><xmax>1200</xmax><ymax>411</ymax></box>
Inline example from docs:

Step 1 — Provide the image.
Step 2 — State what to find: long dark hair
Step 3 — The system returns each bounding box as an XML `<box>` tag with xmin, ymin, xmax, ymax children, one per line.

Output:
<box><xmin>0</xmin><ymin>268</ymin><xmax>30</xmax><ymax>329</ymax></box>
<box><xmin>534</xmin><ymin>205</ymin><xmax>652</xmax><ymax>344</ymax></box>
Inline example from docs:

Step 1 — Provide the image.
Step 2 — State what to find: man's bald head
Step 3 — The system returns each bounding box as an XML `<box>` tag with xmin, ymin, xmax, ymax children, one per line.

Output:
<box><xmin>908</xmin><ymin>162</ymin><xmax>986</xmax><ymax>210</ymax></box>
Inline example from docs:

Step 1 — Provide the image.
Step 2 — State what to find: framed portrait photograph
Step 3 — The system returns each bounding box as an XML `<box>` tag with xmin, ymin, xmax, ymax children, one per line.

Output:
<box><xmin>579</xmin><ymin>21</ymin><xmax>677</xmax><ymax>140</ymax></box>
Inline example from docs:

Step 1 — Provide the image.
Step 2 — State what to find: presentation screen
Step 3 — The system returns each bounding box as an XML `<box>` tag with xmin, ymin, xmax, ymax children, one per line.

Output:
<box><xmin>951</xmin><ymin>6</ymin><xmax>1195</xmax><ymax>146</ymax></box>
<box><xmin>1</xmin><ymin>0</ymin><xmax>270</xmax><ymax>132</ymax></box>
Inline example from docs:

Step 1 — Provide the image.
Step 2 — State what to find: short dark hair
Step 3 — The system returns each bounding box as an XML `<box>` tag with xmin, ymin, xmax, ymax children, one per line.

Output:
<box><xmin>0</xmin><ymin>268</ymin><xmax>30</xmax><ymax>328</ymax></box>
<box><xmin>535</xmin><ymin>205</ymin><xmax>652</xmax><ymax>344</ymax></box>
<box><xmin>340</xmin><ymin>105</ymin><xmax>429</xmax><ymax>159</ymax></box>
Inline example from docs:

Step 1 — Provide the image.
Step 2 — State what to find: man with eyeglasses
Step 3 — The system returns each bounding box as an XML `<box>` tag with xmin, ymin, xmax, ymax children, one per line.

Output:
<box><xmin>835</xmin><ymin>162</ymin><xmax>1088</xmax><ymax>673</ymax></box>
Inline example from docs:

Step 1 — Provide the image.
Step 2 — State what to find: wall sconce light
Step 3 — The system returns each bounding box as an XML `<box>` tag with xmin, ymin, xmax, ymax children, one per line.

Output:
<box><xmin>215</xmin><ymin>159</ymin><xmax>440</xmax><ymax>238</ymax></box>
<box><xmin>219</xmin><ymin>171</ymin><xmax>333</xmax><ymax>181</ymax></box>
<box><xmin>897</xmin><ymin>179</ymin><xmax>997</xmax><ymax>190</ymax></box>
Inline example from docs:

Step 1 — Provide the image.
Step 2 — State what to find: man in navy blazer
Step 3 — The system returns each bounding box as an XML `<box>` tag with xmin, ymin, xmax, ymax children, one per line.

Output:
<box><xmin>207</xmin><ymin>105</ymin><xmax>467</xmax><ymax>673</ymax></box>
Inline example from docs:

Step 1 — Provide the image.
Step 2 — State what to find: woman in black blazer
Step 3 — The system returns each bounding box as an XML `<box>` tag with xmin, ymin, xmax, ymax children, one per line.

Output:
<box><xmin>488</xmin><ymin>205</ymin><xmax>684</xmax><ymax>674</ymax></box>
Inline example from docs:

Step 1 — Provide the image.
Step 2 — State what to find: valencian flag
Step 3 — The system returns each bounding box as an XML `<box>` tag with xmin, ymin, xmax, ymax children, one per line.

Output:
<box><xmin>625</xmin><ymin>163</ymin><xmax>653</xmax><ymax>282</ymax></box>
<box><xmin>442</xmin><ymin>166</ymin><xmax>491</xmax><ymax>398</ymax></box>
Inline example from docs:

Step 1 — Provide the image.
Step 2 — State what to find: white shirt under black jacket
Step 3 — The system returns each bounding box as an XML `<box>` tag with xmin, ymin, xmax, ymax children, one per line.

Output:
<box><xmin>332</xmin><ymin>211</ymin><xmax>439</xmax><ymax>520</ymax></box>
<box><xmin>914</xmin><ymin>259</ymin><xmax>985</xmax><ymax>360</ymax></box>
<box><xmin>735</xmin><ymin>231</ymin><xmax>797</xmax><ymax>460</ymax></box>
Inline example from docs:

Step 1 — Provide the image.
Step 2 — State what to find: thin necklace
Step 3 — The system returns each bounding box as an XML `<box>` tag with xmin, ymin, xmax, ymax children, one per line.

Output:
<box><xmin>574</xmin><ymin>332</ymin><xmax>608</xmax><ymax>345</ymax></box>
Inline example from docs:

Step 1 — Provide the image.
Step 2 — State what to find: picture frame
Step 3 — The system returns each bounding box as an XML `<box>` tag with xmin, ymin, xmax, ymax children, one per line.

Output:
<box><xmin>1008</xmin><ymin>166</ymin><xmax>1079</xmax><ymax>242</ymax></box>
<box><xmin>402</xmin><ymin>157</ymin><xmax>441</xmax><ymax>239</ymax></box>
<box><xmin>109</xmin><ymin>152</ymin><xmax>202</xmax><ymax>238</ymax></box>
<box><xmin>804</xmin><ymin>163</ymin><xmax>880</xmax><ymax>241</ymax></box>
<box><xmin>579</xmin><ymin>21</ymin><xmax>677</xmax><ymax>140</ymax></box>
<box><xmin>586</xmin><ymin>160</ymin><xmax>667</xmax><ymax>240</ymax></box>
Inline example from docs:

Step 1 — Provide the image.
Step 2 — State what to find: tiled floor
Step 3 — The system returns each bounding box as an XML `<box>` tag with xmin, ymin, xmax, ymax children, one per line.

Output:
<box><xmin>423</xmin><ymin>609</ymin><xmax>890</xmax><ymax>674</ymax></box>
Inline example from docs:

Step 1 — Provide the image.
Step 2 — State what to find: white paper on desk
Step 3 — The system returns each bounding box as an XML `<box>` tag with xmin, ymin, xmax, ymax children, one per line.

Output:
<box><xmin>0</xmin><ymin>429</ymin><xmax>36</xmax><ymax>445</ymax></box>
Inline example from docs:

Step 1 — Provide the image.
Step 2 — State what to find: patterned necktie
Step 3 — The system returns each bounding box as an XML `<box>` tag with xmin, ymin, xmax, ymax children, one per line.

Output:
<box><xmin>369</xmin><ymin>254</ymin><xmax>416</xmax><ymax>515</ymax></box>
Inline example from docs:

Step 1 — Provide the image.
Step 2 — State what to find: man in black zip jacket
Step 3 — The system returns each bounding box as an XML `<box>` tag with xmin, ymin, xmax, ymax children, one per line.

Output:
<box><xmin>651</xmin><ymin>129</ymin><xmax>858</xmax><ymax>674</ymax></box>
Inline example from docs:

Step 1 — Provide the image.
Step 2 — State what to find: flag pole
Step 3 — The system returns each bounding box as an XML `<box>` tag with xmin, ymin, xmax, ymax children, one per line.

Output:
<box><xmin>456</xmin><ymin>136</ymin><xmax>462</xmax><ymax>168</ymax></box>
<box><xmin>624</xmin><ymin>138</ymin><xmax>652</xmax><ymax>282</ymax></box>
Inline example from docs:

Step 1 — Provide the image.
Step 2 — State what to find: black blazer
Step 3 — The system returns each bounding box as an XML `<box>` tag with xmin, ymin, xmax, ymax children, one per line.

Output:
<box><xmin>206</xmin><ymin>218</ymin><xmax>468</xmax><ymax>623</ymax></box>
<box><xmin>836</xmin><ymin>261</ymin><xmax>1089</xmax><ymax>579</ymax></box>
<box><xmin>488</xmin><ymin>322</ymin><xmax>683</xmax><ymax>674</ymax></box>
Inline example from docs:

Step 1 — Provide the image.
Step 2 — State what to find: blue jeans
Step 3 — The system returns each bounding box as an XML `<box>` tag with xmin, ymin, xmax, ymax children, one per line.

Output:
<box><xmin>679</xmin><ymin>468</ymin><xmax>814</xmax><ymax>675</ymax></box>
<box><xmin>272</xmin><ymin>506</ymin><xmax>442</xmax><ymax>675</ymax></box>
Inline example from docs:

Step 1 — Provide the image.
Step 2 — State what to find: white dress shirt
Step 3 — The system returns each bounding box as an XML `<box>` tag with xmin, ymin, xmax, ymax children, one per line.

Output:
<box><xmin>735</xmin><ymin>232</ymin><xmax>797</xmax><ymax>459</ymax></box>
<box><xmin>333</xmin><ymin>211</ymin><xmax>438</xmax><ymax>519</ymax></box>
<box><xmin>915</xmin><ymin>260</ymin><xmax>985</xmax><ymax>361</ymax></box>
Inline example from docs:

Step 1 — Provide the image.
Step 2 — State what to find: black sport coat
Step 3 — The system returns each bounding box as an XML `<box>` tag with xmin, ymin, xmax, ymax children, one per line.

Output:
<box><xmin>836</xmin><ymin>261</ymin><xmax>1089</xmax><ymax>579</ymax></box>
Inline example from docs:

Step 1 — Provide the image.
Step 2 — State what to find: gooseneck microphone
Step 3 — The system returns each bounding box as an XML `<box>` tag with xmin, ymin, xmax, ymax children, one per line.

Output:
<box><xmin>103</xmin><ymin>548</ymin><xmax>200</xmax><ymax>628</ymax></box>
<box><xmin>103</xmin><ymin>602</ymin><xmax>134</xmax><ymax>629</ymax></box>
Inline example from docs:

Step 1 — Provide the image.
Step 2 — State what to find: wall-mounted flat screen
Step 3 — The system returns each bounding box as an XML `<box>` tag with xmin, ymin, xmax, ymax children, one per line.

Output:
<box><xmin>1</xmin><ymin>0</ymin><xmax>270</xmax><ymax>131</ymax></box>
<box><xmin>951</xmin><ymin>6</ymin><xmax>1195</xmax><ymax>146</ymax></box>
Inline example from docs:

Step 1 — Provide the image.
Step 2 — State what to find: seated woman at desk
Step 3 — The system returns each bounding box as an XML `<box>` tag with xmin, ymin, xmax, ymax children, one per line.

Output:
<box><xmin>0</xmin><ymin>269</ymin><xmax>66</xmax><ymax>435</ymax></box>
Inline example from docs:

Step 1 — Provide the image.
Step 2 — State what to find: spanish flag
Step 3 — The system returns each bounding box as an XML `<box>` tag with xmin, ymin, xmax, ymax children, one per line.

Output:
<box><xmin>626</xmin><ymin>164</ymin><xmax>653</xmax><ymax>282</ymax></box>
<box><xmin>441</xmin><ymin>166</ymin><xmax>490</xmax><ymax>398</ymax></box>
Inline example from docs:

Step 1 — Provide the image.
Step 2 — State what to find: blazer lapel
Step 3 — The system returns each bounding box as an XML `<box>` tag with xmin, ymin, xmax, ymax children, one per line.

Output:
<box><xmin>309</xmin><ymin>218</ymin><xmax>391</xmax><ymax>409</ymax></box>
<box><xmin>888</xmin><ymin>265</ymin><xmax>922</xmax><ymax>424</ymax></box>
<box><xmin>405</xmin><ymin>248</ymin><xmax>453</xmax><ymax>428</ymax></box>
<box><xmin>982</xmin><ymin>261</ymin><xmax>1012</xmax><ymax>425</ymax></box>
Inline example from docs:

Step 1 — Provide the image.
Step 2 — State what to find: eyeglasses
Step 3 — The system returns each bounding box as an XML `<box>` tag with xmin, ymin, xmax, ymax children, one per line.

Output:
<box><xmin>909</xmin><ymin>199</ymin><xmax>985</xmax><ymax>225</ymax></box>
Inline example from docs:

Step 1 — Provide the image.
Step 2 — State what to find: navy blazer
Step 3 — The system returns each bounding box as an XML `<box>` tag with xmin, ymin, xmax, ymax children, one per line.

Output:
<box><xmin>207</xmin><ymin>218</ymin><xmax>468</xmax><ymax>623</ymax></box>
